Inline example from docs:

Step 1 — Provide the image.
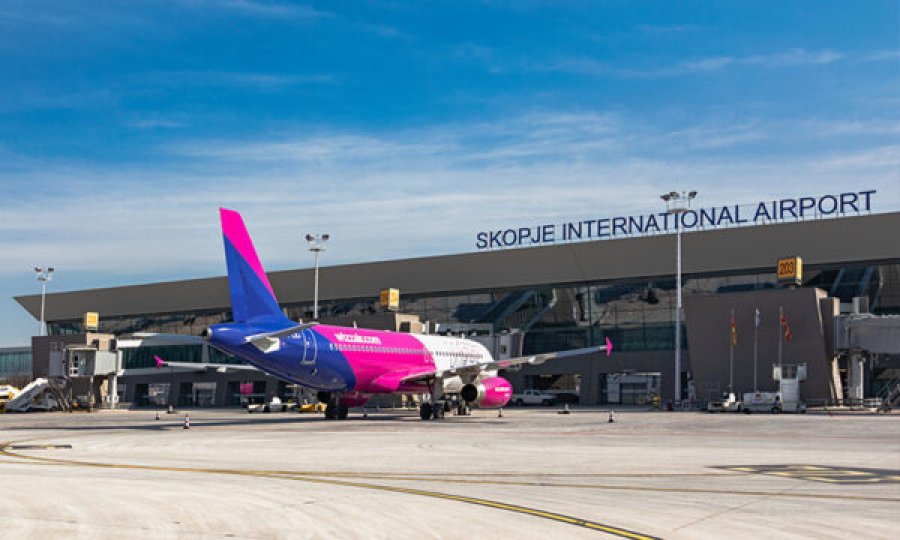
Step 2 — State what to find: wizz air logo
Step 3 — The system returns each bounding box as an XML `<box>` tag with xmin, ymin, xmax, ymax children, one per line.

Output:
<box><xmin>334</xmin><ymin>332</ymin><xmax>382</xmax><ymax>345</ymax></box>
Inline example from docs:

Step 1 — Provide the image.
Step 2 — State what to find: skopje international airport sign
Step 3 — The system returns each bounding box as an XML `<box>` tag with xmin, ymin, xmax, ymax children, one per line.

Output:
<box><xmin>475</xmin><ymin>189</ymin><xmax>877</xmax><ymax>250</ymax></box>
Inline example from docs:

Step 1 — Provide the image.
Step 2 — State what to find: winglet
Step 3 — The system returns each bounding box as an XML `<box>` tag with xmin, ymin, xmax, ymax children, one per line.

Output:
<box><xmin>605</xmin><ymin>336</ymin><xmax>613</xmax><ymax>357</ymax></box>
<box><xmin>154</xmin><ymin>355</ymin><xmax>166</xmax><ymax>369</ymax></box>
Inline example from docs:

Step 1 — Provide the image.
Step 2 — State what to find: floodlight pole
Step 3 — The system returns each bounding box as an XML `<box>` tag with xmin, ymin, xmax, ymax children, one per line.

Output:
<box><xmin>306</xmin><ymin>234</ymin><xmax>329</xmax><ymax>320</ymax></box>
<box><xmin>661</xmin><ymin>191</ymin><xmax>697</xmax><ymax>404</ymax></box>
<box><xmin>34</xmin><ymin>266</ymin><xmax>54</xmax><ymax>336</ymax></box>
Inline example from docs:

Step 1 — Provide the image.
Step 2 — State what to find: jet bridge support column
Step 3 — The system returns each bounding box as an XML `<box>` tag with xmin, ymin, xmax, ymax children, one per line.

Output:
<box><xmin>847</xmin><ymin>351</ymin><xmax>865</xmax><ymax>402</ymax></box>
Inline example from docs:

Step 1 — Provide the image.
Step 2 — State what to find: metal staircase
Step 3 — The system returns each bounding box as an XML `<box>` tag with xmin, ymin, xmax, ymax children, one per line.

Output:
<box><xmin>877</xmin><ymin>377</ymin><xmax>900</xmax><ymax>412</ymax></box>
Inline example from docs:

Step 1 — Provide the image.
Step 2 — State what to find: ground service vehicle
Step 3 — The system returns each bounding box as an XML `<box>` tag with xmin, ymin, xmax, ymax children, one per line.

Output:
<box><xmin>707</xmin><ymin>392</ymin><xmax>741</xmax><ymax>412</ymax></box>
<box><xmin>511</xmin><ymin>389</ymin><xmax>557</xmax><ymax>406</ymax></box>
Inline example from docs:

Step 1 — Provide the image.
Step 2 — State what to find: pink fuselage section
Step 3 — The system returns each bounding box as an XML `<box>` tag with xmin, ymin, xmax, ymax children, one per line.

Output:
<box><xmin>313</xmin><ymin>325</ymin><xmax>439</xmax><ymax>394</ymax></box>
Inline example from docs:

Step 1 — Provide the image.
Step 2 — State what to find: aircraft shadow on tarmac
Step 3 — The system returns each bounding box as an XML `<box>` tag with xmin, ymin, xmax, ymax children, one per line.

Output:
<box><xmin>2</xmin><ymin>411</ymin><xmax>506</xmax><ymax>431</ymax></box>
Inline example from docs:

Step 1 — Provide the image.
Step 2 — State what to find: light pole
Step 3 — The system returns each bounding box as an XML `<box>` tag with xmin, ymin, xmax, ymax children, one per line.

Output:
<box><xmin>660</xmin><ymin>190</ymin><xmax>697</xmax><ymax>403</ymax></box>
<box><xmin>34</xmin><ymin>266</ymin><xmax>55</xmax><ymax>336</ymax></box>
<box><xmin>305</xmin><ymin>234</ymin><xmax>329</xmax><ymax>320</ymax></box>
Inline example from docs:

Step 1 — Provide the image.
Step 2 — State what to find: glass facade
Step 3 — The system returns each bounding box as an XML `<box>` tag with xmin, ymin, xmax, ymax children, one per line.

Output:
<box><xmin>121</xmin><ymin>344</ymin><xmax>242</xmax><ymax>370</ymax></box>
<box><xmin>0</xmin><ymin>347</ymin><xmax>32</xmax><ymax>379</ymax></box>
<box><xmin>44</xmin><ymin>263</ymin><xmax>900</xmax><ymax>358</ymax></box>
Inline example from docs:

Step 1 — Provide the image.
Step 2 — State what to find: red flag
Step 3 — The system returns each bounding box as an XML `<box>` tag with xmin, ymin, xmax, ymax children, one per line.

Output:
<box><xmin>780</xmin><ymin>310</ymin><xmax>792</xmax><ymax>342</ymax></box>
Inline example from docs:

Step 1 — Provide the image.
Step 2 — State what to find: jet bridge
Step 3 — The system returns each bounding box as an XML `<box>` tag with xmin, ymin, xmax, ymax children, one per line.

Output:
<box><xmin>834</xmin><ymin>309</ymin><xmax>900</xmax><ymax>406</ymax></box>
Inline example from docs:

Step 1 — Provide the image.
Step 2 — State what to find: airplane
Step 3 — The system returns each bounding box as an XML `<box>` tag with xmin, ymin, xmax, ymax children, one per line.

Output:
<box><xmin>150</xmin><ymin>208</ymin><xmax>611</xmax><ymax>421</ymax></box>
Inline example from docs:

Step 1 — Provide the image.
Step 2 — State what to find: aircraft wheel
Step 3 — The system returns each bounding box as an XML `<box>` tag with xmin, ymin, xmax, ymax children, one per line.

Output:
<box><xmin>337</xmin><ymin>403</ymin><xmax>349</xmax><ymax>420</ymax></box>
<box><xmin>419</xmin><ymin>402</ymin><xmax>432</xmax><ymax>420</ymax></box>
<box><xmin>432</xmin><ymin>405</ymin><xmax>444</xmax><ymax>420</ymax></box>
<box><xmin>325</xmin><ymin>402</ymin><xmax>337</xmax><ymax>420</ymax></box>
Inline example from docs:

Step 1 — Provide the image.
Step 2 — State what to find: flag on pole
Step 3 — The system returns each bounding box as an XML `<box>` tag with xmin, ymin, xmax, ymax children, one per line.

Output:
<box><xmin>779</xmin><ymin>307</ymin><xmax>793</xmax><ymax>341</ymax></box>
<box><xmin>731</xmin><ymin>310</ymin><xmax>737</xmax><ymax>346</ymax></box>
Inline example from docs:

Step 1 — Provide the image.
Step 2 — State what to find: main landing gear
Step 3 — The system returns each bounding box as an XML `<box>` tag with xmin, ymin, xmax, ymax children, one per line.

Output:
<box><xmin>419</xmin><ymin>400</ymin><xmax>472</xmax><ymax>420</ymax></box>
<box><xmin>419</xmin><ymin>401</ymin><xmax>449</xmax><ymax>420</ymax></box>
<box><xmin>419</xmin><ymin>401</ymin><xmax>447</xmax><ymax>420</ymax></box>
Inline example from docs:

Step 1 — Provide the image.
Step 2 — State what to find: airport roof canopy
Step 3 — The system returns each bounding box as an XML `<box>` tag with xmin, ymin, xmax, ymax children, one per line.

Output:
<box><xmin>15</xmin><ymin>212</ymin><xmax>900</xmax><ymax>322</ymax></box>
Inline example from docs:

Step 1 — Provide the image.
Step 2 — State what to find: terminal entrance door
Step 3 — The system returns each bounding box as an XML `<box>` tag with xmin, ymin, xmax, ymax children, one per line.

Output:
<box><xmin>600</xmin><ymin>372</ymin><xmax>661</xmax><ymax>405</ymax></box>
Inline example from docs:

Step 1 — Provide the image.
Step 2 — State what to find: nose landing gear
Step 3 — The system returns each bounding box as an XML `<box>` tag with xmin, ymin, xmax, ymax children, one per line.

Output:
<box><xmin>322</xmin><ymin>393</ymin><xmax>349</xmax><ymax>420</ymax></box>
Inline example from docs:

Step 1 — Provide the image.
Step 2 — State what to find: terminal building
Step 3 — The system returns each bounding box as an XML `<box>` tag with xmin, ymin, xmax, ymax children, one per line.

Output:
<box><xmin>11</xmin><ymin>210</ymin><xmax>900</xmax><ymax>409</ymax></box>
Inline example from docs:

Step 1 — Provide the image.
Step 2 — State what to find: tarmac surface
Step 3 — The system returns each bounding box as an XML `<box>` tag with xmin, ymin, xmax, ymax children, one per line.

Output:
<box><xmin>1</xmin><ymin>406</ymin><xmax>898</xmax><ymax>539</ymax></box>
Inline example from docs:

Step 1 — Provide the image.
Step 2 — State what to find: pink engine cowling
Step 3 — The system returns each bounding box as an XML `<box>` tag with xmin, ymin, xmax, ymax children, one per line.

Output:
<box><xmin>460</xmin><ymin>376</ymin><xmax>512</xmax><ymax>408</ymax></box>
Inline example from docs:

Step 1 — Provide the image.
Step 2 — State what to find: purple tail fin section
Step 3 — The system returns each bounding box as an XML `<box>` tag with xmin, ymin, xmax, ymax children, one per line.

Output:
<box><xmin>220</xmin><ymin>208</ymin><xmax>289</xmax><ymax>324</ymax></box>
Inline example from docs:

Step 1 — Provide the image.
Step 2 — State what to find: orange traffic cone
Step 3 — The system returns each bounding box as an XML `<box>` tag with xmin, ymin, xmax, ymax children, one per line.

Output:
<box><xmin>184</xmin><ymin>414</ymin><xmax>190</xmax><ymax>430</ymax></box>
<box><xmin>498</xmin><ymin>408</ymin><xmax>503</xmax><ymax>418</ymax></box>
<box><xmin>155</xmin><ymin>410</ymin><xmax>160</xmax><ymax>420</ymax></box>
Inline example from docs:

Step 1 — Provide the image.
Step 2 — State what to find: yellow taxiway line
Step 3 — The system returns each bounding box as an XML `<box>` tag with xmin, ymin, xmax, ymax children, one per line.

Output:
<box><xmin>0</xmin><ymin>441</ymin><xmax>659</xmax><ymax>540</ymax></box>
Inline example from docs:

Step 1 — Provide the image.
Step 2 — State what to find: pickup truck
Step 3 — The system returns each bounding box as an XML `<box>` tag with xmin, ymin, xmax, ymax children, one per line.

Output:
<box><xmin>511</xmin><ymin>389</ymin><xmax>557</xmax><ymax>406</ymax></box>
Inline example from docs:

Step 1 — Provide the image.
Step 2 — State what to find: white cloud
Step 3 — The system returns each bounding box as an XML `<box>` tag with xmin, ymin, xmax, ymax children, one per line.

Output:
<box><xmin>1</xmin><ymin>112</ymin><xmax>898</xmax><ymax>279</ymax></box>
<box><xmin>126</xmin><ymin>117</ymin><xmax>186</xmax><ymax>130</ymax></box>
<box><xmin>541</xmin><ymin>48</ymin><xmax>855</xmax><ymax>78</ymax></box>
<box><xmin>860</xmin><ymin>50</ymin><xmax>900</xmax><ymax>62</ymax></box>
<box><xmin>183</xmin><ymin>0</ymin><xmax>330</xmax><ymax>19</ymax></box>
<box><xmin>678</xmin><ymin>56</ymin><xmax>734</xmax><ymax>72</ymax></box>
<box><xmin>742</xmin><ymin>48</ymin><xmax>844</xmax><ymax>67</ymax></box>
<box><xmin>138</xmin><ymin>70</ymin><xmax>337</xmax><ymax>91</ymax></box>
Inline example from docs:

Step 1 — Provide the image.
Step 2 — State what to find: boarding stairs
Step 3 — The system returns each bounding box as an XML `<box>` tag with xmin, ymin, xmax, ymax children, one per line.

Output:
<box><xmin>47</xmin><ymin>378</ymin><xmax>72</xmax><ymax>412</ymax></box>
<box><xmin>4</xmin><ymin>378</ymin><xmax>50</xmax><ymax>412</ymax></box>
<box><xmin>877</xmin><ymin>377</ymin><xmax>900</xmax><ymax>412</ymax></box>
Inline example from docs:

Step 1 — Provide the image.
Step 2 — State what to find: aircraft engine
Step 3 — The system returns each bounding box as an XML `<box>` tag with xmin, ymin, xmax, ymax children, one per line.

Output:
<box><xmin>460</xmin><ymin>376</ymin><xmax>512</xmax><ymax>408</ymax></box>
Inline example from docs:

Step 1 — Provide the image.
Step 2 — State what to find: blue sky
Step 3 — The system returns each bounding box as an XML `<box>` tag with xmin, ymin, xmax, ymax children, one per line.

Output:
<box><xmin>1</xmin><ymin>1</ymin><xmax>898</xmax><ymax>345</ymax></box>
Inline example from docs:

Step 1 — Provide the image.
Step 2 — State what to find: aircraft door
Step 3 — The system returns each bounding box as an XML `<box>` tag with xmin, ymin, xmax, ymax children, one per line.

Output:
<box><xmin>300</xmin><ymin>328</ymin><xmax>317</xmax><ymax>366</ymax></box>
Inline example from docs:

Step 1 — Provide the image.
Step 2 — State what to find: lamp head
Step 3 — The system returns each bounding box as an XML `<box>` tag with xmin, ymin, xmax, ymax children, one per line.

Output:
<box><xmin>688</xmin><ymin>191</ymin><xmax>698</xmax><ymax>199</ymax></box>
<box><xmin>305</xmin><ymin>234</ymin><xmax>314</xmax><ymax>242</ymax></box>
<box><xmin>34</xmin><ymin>266</ymin><xmax>42</xmax><ymax>273</ymax></box>
<box><xmin>321</xmin><ymin>234</ymin><xmax>330</xmax><ymax>242</ymax></box>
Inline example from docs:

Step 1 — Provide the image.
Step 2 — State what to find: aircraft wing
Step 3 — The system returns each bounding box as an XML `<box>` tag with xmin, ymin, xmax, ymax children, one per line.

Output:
<box><xmin>489</xmin><ymin>336</ymin><xmax>612</xmax><ymax>371</ymax></box>
<box><xmin>151</xmin><ymin>355</ymin><xmax>259</xmax><ymax>373</ymax></box>
<box><xmin>401</xmin><ymin>337</ymin><xmax>612</xmax><ymax>384</ymax></box>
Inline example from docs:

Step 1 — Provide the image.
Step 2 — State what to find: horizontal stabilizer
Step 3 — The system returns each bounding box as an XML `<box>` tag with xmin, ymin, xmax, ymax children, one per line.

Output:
<box><xmin>244</xmin><ymin>322</ymin><xmax>318</xmax><ymax>353</ymax></box>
